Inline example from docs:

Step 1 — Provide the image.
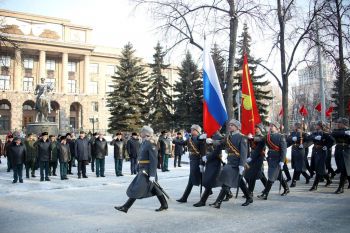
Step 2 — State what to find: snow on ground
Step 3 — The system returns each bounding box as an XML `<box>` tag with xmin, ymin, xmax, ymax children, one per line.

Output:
<box><xmin>0</xmin><ymin>145</ymin><xmax>349</xmax><ymax>233</ymax></box>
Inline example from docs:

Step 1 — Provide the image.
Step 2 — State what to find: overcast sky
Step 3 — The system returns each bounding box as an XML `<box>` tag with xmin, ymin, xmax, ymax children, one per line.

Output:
<box><xmin>1</xmin><ymin>0</ymin><xmax>307</xmax><ymax>89</ymax></box>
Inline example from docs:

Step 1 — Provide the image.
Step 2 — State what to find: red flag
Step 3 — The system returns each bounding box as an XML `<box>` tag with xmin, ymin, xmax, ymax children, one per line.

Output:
<box><xmin>279</xmin><ymin>108</ymin><xmax>284</xmax><ymax>116</ymax></box>
<box><xmin>325</xmin><ymin>106</ymin><xmax>333</xmax><ymax>118</ymax></box>
<box><xmin>315</xmin><ymin>103</ymin><xmax>322</xmax><ymax>112</ymax></box>
<box><xmin>299</xmin><ymin>105</ymin><xmax>308</xmax><ymax>116</ymax></box>
<box><xmin>241</xmin><ymin>53</ymin><xmax>261</xmax><ymax>135</ymax></box>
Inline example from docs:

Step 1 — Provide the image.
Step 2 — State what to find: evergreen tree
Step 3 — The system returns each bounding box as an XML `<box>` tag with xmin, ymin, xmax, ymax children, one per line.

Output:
<box><xmin>211</xmin><ymin>43</ymin><xmax>226</xmax><ymax>94</ymax></box>
<box><xmin>173</xmin><ymin>51</ymin><xmax>203</xmax><ymax>130</ymax></box>
<box><xmin>332</xmin><ymin>64</ymin><xmax>350</xmax><ymax>119</ymax></box>
<box><xmin>107</xmin><ymin>42</ymin><xmax>148</xmax><ymax>132</ymax></box>
<box><xmin>233</xmin><ymin>23</ymin><xmax>272</xmax><ymax>123</ymax></box>
<box><xmin>145</xmin><ymin>42</ymin><xmax>173</xmax><ymax>131</ymax></box>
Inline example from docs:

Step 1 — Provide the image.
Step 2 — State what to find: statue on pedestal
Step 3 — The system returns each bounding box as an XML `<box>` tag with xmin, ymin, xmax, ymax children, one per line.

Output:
<box><xmin>34</xmin><ymin>77</ymin><xmax>53</xmax><ymax>122</ymax></box>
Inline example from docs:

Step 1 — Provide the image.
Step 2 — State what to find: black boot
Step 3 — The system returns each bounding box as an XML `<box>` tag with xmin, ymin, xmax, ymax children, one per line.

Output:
<box><xmin>193</xmin><ymin>188</ymin><xmax>211</xmax><ymax>207</ymax></box>
<box><xmin>222</xmin><ymin>189</ymin><xmax>233</xmax><ymax>202</ymax></box>
<box><xmin>302</xmin><ymin>172</ymin><xmax>310</xmax><ymax>184</ymax></box>
<box><xmin>176</xmin><ymin>183</ymin><xmax>193</xmax><ymax>203</ymax></box>
<box><xmin>284</xmin><ymin>164</ymin><xmax>291</xmax><ymax>182</ymax></box>
<box><xmin>155</xmin><ymin>195</ymin><xmax>168</xmax><ymax>211</ymax></box>
<box><xmin>209</xmin><ymin>189</ymin><xmax>227</xmax><ymax>209</ymax></box>
<box><xmin>114</xmin><ymin>198</ymin><xmax>136</xmax><ymax>213</ymax></box>
<box><xmin>240</xmin><ymin>181</ymin><xmax>253</xmax><ymax>206</ymax></box>
<box><xmin>290</xmin><ymin>180</ymin><xmax>296</xmax><ymax>188</ymax></box>
<box><xmin>335</xmin><ymin>175</ymin><xmax>346</xmax><ymax>194</ymax></box>
<box><xmin>309</xmin><ymin>175</ymin><xmax>319</xmax><ymax>191</ymax></box>
<box><xmin>281</xmin><ymin>179</ymin><xmax>290</xmax><ymax>196</ymax></box>
<box><xmin>325</xmin><ymin>175</ymin><xmax>332</xmax><ymax>187</ymax></box>
<box><xmin>258</xmin><ymin>181</ymin><xmax>272</xmax><ymax>200</ymax></box>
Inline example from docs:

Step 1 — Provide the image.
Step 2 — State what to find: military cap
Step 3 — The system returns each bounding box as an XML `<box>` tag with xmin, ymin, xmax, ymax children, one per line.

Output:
<box><xmin>191</xmin><ymin>124</ymin><xmax>202</xmax><ymax>133</ymax></box>
<box><xmin>228</xmin><ymin>119</ymin><xmax>241</xmax><ymax>130</ymax></box>
<box><xmin>79</xmin><ymin>131</ymin><xmax>85</xmax><ymax>134</ymax></box>
<box><xmin>41</xmin><ymin>132</ymin><xmax>48</xmax><ymax>136</ymax></box>
<box><xmin>270</xmin><ymin>121</ymin><xmax>280</xmax><ymax>129</ymax></box>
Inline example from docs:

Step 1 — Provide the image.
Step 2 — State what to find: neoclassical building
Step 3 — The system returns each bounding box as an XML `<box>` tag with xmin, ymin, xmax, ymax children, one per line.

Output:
<box><xmin>0</xmin><ymin>9</ymin><xmax>179</xmax><ymax>135</ymax></box>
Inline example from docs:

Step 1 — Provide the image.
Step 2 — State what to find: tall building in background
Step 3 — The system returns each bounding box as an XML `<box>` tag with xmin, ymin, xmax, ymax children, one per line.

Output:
<box><xmin>291</xmin><ymin>63</ymin><xmax>335</xmax><ymax>123</ymax></box>
<box><xmin>0</xmin><ymin>9</ymin><xmax>179</xmax><ymax>135</ymax></box>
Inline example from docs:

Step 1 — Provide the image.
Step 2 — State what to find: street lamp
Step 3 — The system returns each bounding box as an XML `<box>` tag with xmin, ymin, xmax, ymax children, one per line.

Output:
<box><xmin>89</xmin><ymin>115</ymin><xmax>98</xmax><ymax>134</ymax></box>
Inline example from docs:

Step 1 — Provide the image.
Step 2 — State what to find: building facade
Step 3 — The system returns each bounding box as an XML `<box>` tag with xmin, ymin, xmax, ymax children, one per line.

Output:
<box><xmin>0</xmin><ymin>9</ymin><xmax>179</xmax><ymax>135</ymax></box>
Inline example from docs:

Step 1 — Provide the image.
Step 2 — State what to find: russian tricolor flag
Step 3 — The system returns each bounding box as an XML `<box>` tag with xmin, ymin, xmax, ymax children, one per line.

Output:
<box><xmin>202</xmin><ymin>47</ymin><xmax>228</xmax><ymax>137</ymax></box>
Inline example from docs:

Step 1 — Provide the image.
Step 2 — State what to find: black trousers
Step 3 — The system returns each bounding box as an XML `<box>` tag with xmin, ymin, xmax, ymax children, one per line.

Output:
<box><xmin>174</xmin><ymin>155</ymin><xmax>182</xmax><ymax>167</ymax></box>
<box><xmin>78</xmin><ymin>161</ymin><xmax>87</xmax><ymax>177</ymax></box>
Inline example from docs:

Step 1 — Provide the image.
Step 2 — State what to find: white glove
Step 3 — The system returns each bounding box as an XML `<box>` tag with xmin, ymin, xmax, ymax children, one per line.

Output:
<box><xmin>345</xmin><ymin>130</ymin><xmax>350</xmax><ymax>136</ymax></box>
<box><xmin>247</xmin><ymin>133</ymin><xmax>253</xmax><ymax>139</ymax></box>
<box><xmin>315</xmin><ymin>135</ymin><xmax>322</xmax><ymax>141</ymax></box>
<box><xmin>239</xmin><ymin>165</ymin><xmax>244</xmax><ymax>175</ymax></box>
<box><xmin>299</xmin><ymin>144</ymin><xmax>304</xmax><ymax>149</ymax></box>
<box><xmin>279</xmin><ymin>162</ymin><xmax>284</xmax><ymax>169</ymax></box>
<box><xmin>149</xmin><ymin>176</ymin><xmax>155</xmax><ymax>182</ymax></box>
<box><xmin>221</xmin><ymin>151</ymin><xmax>228</xmax><ymax>164</ymax></box>
<box><xmin>246</xmin><ymin>157</ymin><xmax>252</xmax><ymax>163</ymax></box>
<box><xmin>322</xmin><ymin>146</ymin><xmax>327</xmax><ymax>151</ymax></box>
<box><xmin>292</xmin><ymin>136</ymin><xmax>297</xmax><ymax>142</ymax></box>
<box><xmin>206</xmin><ymin>138</ymin><xmax>213</xmax><ymax>144</ymax></box>
<box><xmin>202</xmin><ymin>156</ymin><xmax>207</xmax><ymax>162</ymax></box>
<box><xmin>199</xmin><ymin>165</ymin><xmax>205</xmax><ymax>173</ymax></box>
<box><xmin>199</xmin><ymin>134</ymin><xmax>207</xmax><ymax>140</ymax></box>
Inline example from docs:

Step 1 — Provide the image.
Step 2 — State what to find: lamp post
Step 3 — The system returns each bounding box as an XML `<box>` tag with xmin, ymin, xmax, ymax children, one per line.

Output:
<box><xmin>89</xmin><ymin>116</ymin><xmax>98</xmax><ymax>134</ymax></box>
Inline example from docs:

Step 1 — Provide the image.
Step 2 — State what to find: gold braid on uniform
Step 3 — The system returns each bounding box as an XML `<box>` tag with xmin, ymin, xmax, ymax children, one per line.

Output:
<box><xmin>188</xmin><ymin>138</ymin><xmax>200</xmax><ymax>155</ymax></box>
<box><xmin>226</xmin><ymin>136</ymin><xmax>240</xmax><ymax>157</ymax></box>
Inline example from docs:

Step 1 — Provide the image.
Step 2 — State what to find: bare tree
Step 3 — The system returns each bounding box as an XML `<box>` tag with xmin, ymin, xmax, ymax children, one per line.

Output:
<box><xmin>258</xmin><ymin>0</ymin><xmax>326</xmax><ymax>133</ymax></box>
<box><xmin>132</xmin><ymin>0</ymin><xmax>263</xmax><ymax>124</ymax></box>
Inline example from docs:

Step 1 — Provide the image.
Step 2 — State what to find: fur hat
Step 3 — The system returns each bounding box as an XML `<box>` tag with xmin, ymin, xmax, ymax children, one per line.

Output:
<box><xmin>270</xmin><ymin>121</ymin><xmax>280</xmax><ymax>129</ymax></box>
<box><xmin>191</xmin><ymin>124</ymin><xmax>202</xmax><ymax>133</ymax></box>
<box><xmin>229</xmin><ymin>119</ymin><xmax>241</xmax><ymax>130</ymax></box>
<box><xmin>140</xmin><ymin>126</ymin><xmax>154</xmax><ymax>137</ymax></box>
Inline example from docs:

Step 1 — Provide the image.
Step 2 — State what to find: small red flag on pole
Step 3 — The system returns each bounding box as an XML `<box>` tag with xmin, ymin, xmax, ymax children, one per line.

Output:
<box><xmin>315</xmin><ymin>103</ymin><xmax>322</xmax><ymax>112</ymax></box>
<box><xmin>325</xmin><ymin>106</ymin><xmax>334</xmax><ymax>118</ymax></box>
<box><xmin>299</xmin><ymin>105</ymin><xmax>308</xmax><ymax>116</ymax></box>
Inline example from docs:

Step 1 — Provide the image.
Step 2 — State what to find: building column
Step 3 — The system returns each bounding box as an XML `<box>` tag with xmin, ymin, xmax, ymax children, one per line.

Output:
<box><xmin>61</xmin><ymin>52</ymin><xmax>68</xmax><ymax>93</ymax></box>
<box><xmin>83</xmin><ymin>54</ymin><xmax>90</xmax><ymax>94</ymax></box>
<box><xmin>13</xmin><ymin>49</ymin><xmax>22</xmax><ymax>91</ymax></box>
<box><xmin>39</xmin><ymin>50</ymin><xmax>46</xmax><ymax>79</ymax></box>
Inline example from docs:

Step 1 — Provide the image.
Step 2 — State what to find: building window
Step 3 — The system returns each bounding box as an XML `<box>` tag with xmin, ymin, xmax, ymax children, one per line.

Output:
<box><xmin>23</xmin><ymin>77</ymin><xmax>34</xmax><ymax>92</ymax></box>
<box><xmin>68</xmin><ymin>61</ymin><xmax>76</xmax><ymax>72</ymax></box>
<box><xmin>0</xmin><ymin>56</ymin><xmax>11</xmax><ymax>67</ymax></box>
<box><xmin>23</xmin><ymin>58</ymin><xmax>34</xmax><ymax>69</ymax></box>
<box><xmin>0</xmin><ymin>115</ymin><xmax>10</xmax><ymax>131</ymax></box>
<box><xmin>46</xmin><ymin>78</ymin><xmax>55</xmax><ymax>90</ymax></box>
<box><xmin>90</xmin><ymin>63</ymin><xmax>99</xmax><ymax>74</ymax></box>
<box><xmin>46</xmin><ymin>59</ymin><xmax>56</xmax><ymax>71</ymax></box>
<box><xmin>23</xmin><ymin>104</ymin><xmax>33</xmax><ymax>110</ymax></box>
<box><xmin>67</xmin><ymin>80</ymin><xmax>76</xmax><ymax>93</ymax></box>
<box><xmin>92</xmin><ymin>102</ymin><xmax>98</xmax><ymax>112</ymax></box>
<box><xmin>70</xmin><ymin>117</ymin><xmax>76</xmax><ymax>129</ymax></box>
<box><xmin>106</xmin><ymin>82</ymin><xmax>114</xmax><ymax>93</ymax></box>
<box><xmin>0</xmin><ymin>75</ymin><xmax>10</xmax><ymax>90</ymax></box>
<box><xmin>0</xmin><ymin>103</ymin><xmax>10</xmax><ymax>109</ymax></box>
<box><xmin>88</xmin><ymin>81</ymin><xmax>98</xmax><ymax>94</ymax></box>
<box><xmin>106</xmin><ymin>65</ymin><xmax>115</xmax><ymax>76</ymax></box>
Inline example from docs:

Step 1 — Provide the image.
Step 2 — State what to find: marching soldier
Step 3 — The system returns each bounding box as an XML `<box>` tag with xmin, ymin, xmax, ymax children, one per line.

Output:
<box><xmin>308</xmin><ymin>121</ymin><xmax>335</xmax><ymax>191</ymax></box>
<box><xmin>287</xmin><ymin>122</ymin><xmax>311</xmax><ymax>187</ymax></box>
<box><xmin>257</xmin><ymin>121</ymin><xmax>289</xmax><ymax>200</ymax></box>
<box><xmin>176</xmin><ymin>124</ymin><xmax>206</xmax><ymax>203</ymax></box>
<box><xmin>192</xmin><ymin>130</ymin><xmax>223</xmax><ymax>207</ymax></box>
<box><xmin>209</xmin><ymin>119</ymin><xmax>252</xmax><ymax>208</ymax></box>
<box><xmin>332</xmin><ymin>118</ymin><xmax>350</xmax><ymax>194</ymax></box>
<box><xmin>114</xmin><ymin>126</ymin><xmax>168</xmax><ymax>213</ymax></box>
<box><xmin>245</xmin><ymin>124</ymin><xmax>267</xmax><ymax>196</ymax></box>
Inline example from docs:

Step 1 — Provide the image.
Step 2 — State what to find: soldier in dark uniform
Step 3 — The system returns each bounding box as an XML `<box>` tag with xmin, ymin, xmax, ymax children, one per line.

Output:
<box><xmin>36</xmin><ymin>132</ymin><xmax>51</xmax><ymax>182</ymax></box>
<box><xmin>89</xmin><ymin>132</ymin><xmax>98</xmax><ymax>172</ymax></box>
<box><xmin>173</xmin><ymin>132</ymin><xmax>185</xmax><ymax>168</ymax></box>
<box><xmin>324</xmin><ymin>124</ymin><xmax>337</xmax><ymax>179</ymax></box>
<box><xmin>287</xmin><ymin>122</ymin><xmax>311</xmax><ymax>187</ymax></box>
<box><xmin>114</xmin><ymin>126</ymin><xmax>168</xmax><ymax>213</ymax></box>
<box><xmin>332</xmin><ymin>118</ymin><xmax>350</xmax><ymax>194</ymax></box>
<box><xmin>192</xmin><ymin>130</ymin><xmax>223</xmax><ymax>207</ymax></box>
<box><xmin>176</xmin><ymin>124</ymin><xmax>206</xmax><ymax>203</ymax></box>
<box><xmin>66</xmin><ymin>133</ymin><xmax>76</xmax><ymax>174</ymax></box>
<box><xmin>126</xmin><ymin>132</ymin><xmax>140</xmax><ymax>175</ymax></box>
<box><xmin>110</xmin><ymin>132</ymin><xmax>125</xmax><ymax>176</ymax></box>
<box><xmin>308</xmin><ymin>121</ymin><xmax>335</xmax><ymax>191</ymax></box>
<box><xmin>24</xmin><ymin>133</ymin><xmax>37</xmax><ymax>178</ymax></box>
<box><xmin>257</xmin><ymin>121</ymin><xmax>289</xmax><ymax>200</ymax></box>
<box><xmin>209</xmin><ymin>119</ymin><xmax>252</xmax><ymax>208</ymax></box>
<box><xmin>245</xmin><ymin>124</ymin><xmax>267</xmax><ymax>196</ymax></box>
